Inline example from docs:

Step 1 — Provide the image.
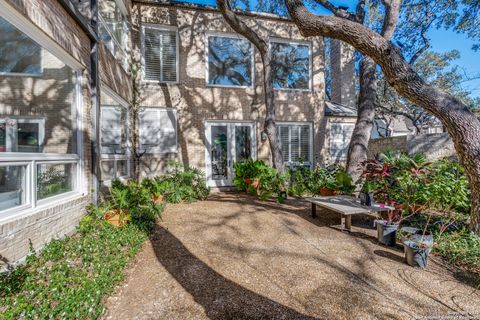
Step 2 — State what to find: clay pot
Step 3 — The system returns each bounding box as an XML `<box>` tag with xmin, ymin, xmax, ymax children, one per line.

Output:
<box><xmin>104</xmin><ymin>209</ymin><xmax>129</xmax><ymax>227</ymax></box>
<box><xmin>152</xmin><ymin>194</ymin><xmax>164</xmax><ymax>204</ymax></box>
<box><xmin>320</xmin><ymin>187</ymin><xmax>336</xmax><ymax>196</ymax></box>
<box><xmin>244</xmin><ymin>178</ymin><xmax>253</xmax><ymax>184</ymax></box>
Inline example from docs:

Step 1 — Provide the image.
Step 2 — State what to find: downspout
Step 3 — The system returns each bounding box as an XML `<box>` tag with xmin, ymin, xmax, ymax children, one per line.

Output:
<box><xmin>58</xmin><ymin>0</ymin><xmax>101</xmax><ymax>204</ymax></box>
<box><xmin>90</xmin><ymin>0</ymin><xmax>101</xmax><ymax>204</ymax></box>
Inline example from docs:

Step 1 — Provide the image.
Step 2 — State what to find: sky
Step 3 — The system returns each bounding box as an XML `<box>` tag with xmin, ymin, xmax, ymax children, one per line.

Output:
<box><xmin>173</xmin><ymin>0</ymin><xmax>480</xmax><ymax>98</ymax></box>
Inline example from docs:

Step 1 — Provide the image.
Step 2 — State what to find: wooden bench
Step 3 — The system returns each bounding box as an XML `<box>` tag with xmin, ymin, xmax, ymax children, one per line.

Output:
<box><xmin>305</xmin><ymin>196</ymin><xmax>393</xmax><ymax>232</ymax></box>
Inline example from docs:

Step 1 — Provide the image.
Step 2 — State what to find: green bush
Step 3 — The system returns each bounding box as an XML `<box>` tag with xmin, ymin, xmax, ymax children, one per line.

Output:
<box><xmin>0</xmin><ymin>215</ymin><xmax>149</xmax><ymax>319</ymax></box>
<box><xmin>141</xmin><ymin>161</ymin><xmax>210</xmax><ymax>203</ymax></box>
<box><xmin>233</xmin><ymin>159</ymin><xmax>289</xmax><ymax>201</ymax></box>
<box><xmin>434</xmin><ymin>229</ymin><xmax>480</xmax><ymax>275</ymax></box>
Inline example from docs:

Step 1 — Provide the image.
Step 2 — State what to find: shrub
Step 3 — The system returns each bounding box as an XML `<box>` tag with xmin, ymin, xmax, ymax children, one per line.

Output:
<box><xmin>434</xmin><ymin>229</ymin><xmax>480</xmax><ymax>275</ymax></box>
<box><xmin>141</xmin><ymin>161</ymin><xmax>210</xmax><ymax>203</ymax></box>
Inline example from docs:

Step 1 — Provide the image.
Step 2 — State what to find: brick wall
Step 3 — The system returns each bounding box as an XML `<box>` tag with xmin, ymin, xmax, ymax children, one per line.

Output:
<box><xmin>0</xmin><ymin>196</ymin><xmax>90</xmax><ymax>267</ymax></box>
<box><xmin>368</xmin><ymin>133</ymin><xmax>456</xmax><ymax>160</ymax></box>
<box><xmin>131</xmin><ymin>3</ymin><xmax>327</xmax><ymax>176</ymax></box>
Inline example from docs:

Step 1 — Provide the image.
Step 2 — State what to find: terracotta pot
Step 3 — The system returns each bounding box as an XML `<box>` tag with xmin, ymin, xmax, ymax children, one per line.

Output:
<box><xmin>244</xmin><ymin>178</ymin><xmax>253</xmax><ymax>184</ymax></box>
<box><xmin>251</xmin><ymin>178</ymin><xmax>260</xmax><ymax>189</ymax></box>
<box><xmin>319</xmin><ymin>187</ymin><xmax>336</xmax><ymax>196</ymax></box>
<box><xmin>152</xmin><ymin>194</ymin><xmax>164</xmax><ymax>204</ymax></box>
<box><xmin>104</xmin><ymin>209</ymin><xmax>129</xmax><ymax>227</ymax></box>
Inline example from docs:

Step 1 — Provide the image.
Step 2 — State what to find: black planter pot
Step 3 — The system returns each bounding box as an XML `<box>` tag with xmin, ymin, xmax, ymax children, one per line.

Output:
<box><xmin>404</xmin><ymin>240</ymin><xmax>431</xmax><ymax>269</ymax></box>
<box><xmin>376</xmin><ymin>220</ymin><xmax>399</xmax><ymax>246</ymax></box>
<box><xmin>360</xmin><ymin>192</ymin><xmax>373</xmax><ymax>206</ymax></box>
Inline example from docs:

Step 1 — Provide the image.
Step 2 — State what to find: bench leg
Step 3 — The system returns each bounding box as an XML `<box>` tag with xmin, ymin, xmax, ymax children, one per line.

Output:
<box><xmin>311</xmin><ymin>203</ymin><xmax>317</xmax><ymax>218</ymax></box>
<box><xmin>341</xmin><ymin>215</ymin><xmax>352</xmax><ymax>232</ymax></box>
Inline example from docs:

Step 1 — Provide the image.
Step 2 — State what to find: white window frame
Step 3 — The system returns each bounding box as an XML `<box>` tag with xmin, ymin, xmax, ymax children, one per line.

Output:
<box><xmin>269</xmin><ymin>37</ymin><xmax>313</xmax><ymax>92</ymax></box>
<box><xmin>100</xmin><ymin>84</ymin><xmax>131</xmax><ymax>182</ymax></box>
<box><xmin>205</xmin><ymin>32</ymin><xmax>255</xmax><ymax>89</ymax></box>
<box><xmin>98</xmin><ymin>0</ymin><xmax>129</xmax><ymax>70</ymax></box>
<box><xmin>138</xmin><ymin>107</ymin><xmax>177</xmax><ymax>154</ymax></box>
<box><xmin>329</xmin><ymin>122</ymin><xmax>355</xmax><ymax>161</ymax></box>
<box><xmin>0</xmin><ymin>117</ymin><xmax>46</xmax><ymax>152</ymax></box>
<box><xmin>0</xmin><ymin>3</ymin><xmax>85</xmax><ymax>222</ymax></box>
<box><xmin>276</xmin><ymin>122</ymin><xmax>313</xmax><ymax>167</ymax></box>
<box><xmin>141</xmin><ymin>24</ymin><xmax>180</xmax><ymax>84</ymax></box>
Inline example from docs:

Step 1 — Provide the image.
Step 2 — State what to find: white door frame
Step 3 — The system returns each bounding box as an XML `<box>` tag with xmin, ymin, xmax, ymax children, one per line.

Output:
<box><xmin>205</xmin><ymin>121</ymin><xmax>257</xmax><ymax>187</ymax></box>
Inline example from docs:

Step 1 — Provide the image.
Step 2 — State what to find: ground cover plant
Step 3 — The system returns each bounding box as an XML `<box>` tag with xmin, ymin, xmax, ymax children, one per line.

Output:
<box><xmin>0</xmin><ymin>164</ymin><xmax>209</xmax><ymax>319</ymax></box>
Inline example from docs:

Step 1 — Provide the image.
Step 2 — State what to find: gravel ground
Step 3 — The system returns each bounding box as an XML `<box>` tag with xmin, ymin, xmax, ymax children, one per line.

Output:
<box><xmin>104</xmin><ymin>193</ymin><xmax>480</xmax><ymax>320</ymax></box>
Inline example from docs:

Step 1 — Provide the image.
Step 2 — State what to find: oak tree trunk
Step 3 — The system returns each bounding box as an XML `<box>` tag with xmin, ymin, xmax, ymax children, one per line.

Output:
<box><xmin>217</xmin><ymin>0</ymin><xmax>284</xmax><ymax>172</ymax></box>
<box><xmin>286</xmin><ymin>0</ymin><xmax>480</xmax><ymax>234</ymax></box>
<box><xmin>346</xmin><ymin>57</ymin><xmax>377</xmax><ymax>182</ymax></box>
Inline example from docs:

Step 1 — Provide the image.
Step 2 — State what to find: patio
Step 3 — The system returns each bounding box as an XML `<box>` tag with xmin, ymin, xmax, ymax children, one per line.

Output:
<box><xmin>104</xmin><ymin>193</ymin><xmax>480</xmax><ymax>319</ymax></box>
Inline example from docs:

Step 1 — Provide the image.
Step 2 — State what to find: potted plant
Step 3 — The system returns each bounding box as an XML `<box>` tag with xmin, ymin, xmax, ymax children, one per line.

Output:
<box><xmin>375</xmin><ymin>210</ymin><xmax>400</xmax><ymax>246</ymax></box>
<box><xmin>403</xmin><ymin>234</ymin><xmax>433</xmax><ymax>269</ymax></box>
<box><xmin>360</xmin><ymin>180</ymin><xmax>377</xmax><ymax>206</ymax></box>
<box><xmin>319</xmin><ymin>178</ymin><xmax>337</xmax><ymax>196</ymax></box>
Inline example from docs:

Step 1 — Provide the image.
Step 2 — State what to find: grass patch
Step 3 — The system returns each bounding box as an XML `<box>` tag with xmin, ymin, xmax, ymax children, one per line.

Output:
<box><xmin>0</xmin><ymin>218</ymin><xmax>149</xmax><ymax>319</ymax></box>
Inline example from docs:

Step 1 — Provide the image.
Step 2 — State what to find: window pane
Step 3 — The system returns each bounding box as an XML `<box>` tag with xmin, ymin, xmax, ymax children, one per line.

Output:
<box><xmin>330</xmin><ymin>123</ymin><xmax>354</xmax><ymax>160</ymax></box>
<box><xmin>144</xmin><ymin>28</ymin><xmax>177</xmax><ymax>82</ymax></box>
<box><xmin>117</xmin><ymin>160</ymin><xmax>127</xmax><ymax>177</ymax></box>
<box><xmin>100</xmin><ymin>160</ymin><xmax>115</xmax><ymax>181</ymax></box>
<box><xmin>271</xmin><ymin>42</ymin><xmax>310</xmax><ymax>90</ymax></box>
<box><xmin>276</xmin><ymin>124</ymin><xmax>311</xmax><ymax>165</ymax></box>
<box><xmin>235</xmin><ymin>126</ymin><xmax>251</xmax><ymax>162</ymax></box>
<box><xmin>99</xmin><ymin>0</ymin><xmax>125</xmax><ymax>47</ymax></box>
<box><xmin>101</xmin><ymin>93</ymin><xmax>127</xmax><ymax>154</ymax></box>
<box><xmin>208</xmin><ymin>36</ymin><xmax>252</xmax><ymax>87</ymax></box>
<box><xmin>37</xmin><ymin>163</ymin><xmax>75</xmax><ymax>200</ymax></box>
<box><xmin>0</xmin><ymin>18</ymin><xmax>78</xmax><ymax>155</ymax></box>
<box><xmin>0</xmin><ymin>165</ymin><xmax>27</xmax><ymax>211</ymax></box>
<box><xmin>0</xmin><ymin>17</ymin><xmax>41</xmax><ymax>75</ymax></box>
<box><xmin>139</xmin><ymin>108</ymin><xmax>176</xmax><ymax>153</ymax></box>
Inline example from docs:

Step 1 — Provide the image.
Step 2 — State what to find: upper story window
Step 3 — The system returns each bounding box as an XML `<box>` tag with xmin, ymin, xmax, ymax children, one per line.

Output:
<box><xmin>271</xmin><ymin>40</ymin><xmax>311</xmax><ymax>91</ymax></box>
<box><xmin>0</xmin><ymin>13</ymin><xmax>83</xmax><ymax>214</ymax></box>
<box><xmin>0</xmin><ymin>17</ymin><xmax>42</xmax><ymax>75</ymax></box>
<box><xmin>206</xmin><ymin>34</ymin><xmax>253</xmax><ymax>87</ymax></box>
<box><xmin>99</xmin><ymin>0</ymin><xmax>129</xmax><ymax>69</ymax></box>
<box><xmin>330</xmin><ymin>122</ymin><xmax>354</xmax><ymax>161</ymax></box>
<box><xmin>142</xmin><ymin>25</ymin><xmax>178</xmax><ymax>83</ymax></box>
<box><xmin>277</xmin><ymin>123</ymin><xmax>312</xmax><ymax>167</ymax></box>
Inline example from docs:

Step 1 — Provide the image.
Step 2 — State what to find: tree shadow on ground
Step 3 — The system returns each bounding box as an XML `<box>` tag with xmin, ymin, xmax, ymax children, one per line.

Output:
<box><xmin>150</xmin><ymin>224</ymin><xmax>320</xmax><ymax>320</ymax></box>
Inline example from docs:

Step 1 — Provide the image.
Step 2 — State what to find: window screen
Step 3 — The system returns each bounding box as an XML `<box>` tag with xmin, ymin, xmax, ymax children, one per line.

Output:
<box><xmin>139</xmin><ymin>108</ymin><xmax>177</xmax><ymax>153</ymax></box>
<box><xmin>330</xmin><ymin>122</ymin><xmax>354</xmax><ymax>160</ymax></box>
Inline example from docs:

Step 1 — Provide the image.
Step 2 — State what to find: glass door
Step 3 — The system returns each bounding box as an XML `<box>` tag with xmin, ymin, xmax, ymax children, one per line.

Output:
<box><xmin>205</xmin><ymin>122</ymin><xmax>255</xmax><ymax>187</ymax></box>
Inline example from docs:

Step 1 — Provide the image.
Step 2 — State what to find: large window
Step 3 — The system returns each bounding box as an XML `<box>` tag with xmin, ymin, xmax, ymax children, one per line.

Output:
<box><xmin>100</xmin><ymin>90</ymin><xmax>129</xmax><ymax>182</ymax></box>
<box><xmin>139</xmin><ymin>108</ymin><xmax>177</xmax><ymax>153</ymax></box>
<box><xmin>0</xmin><ymin>17</ymin><xmax>42</xmax><ymax>76</ymax></box>
<box><xmin>207</xmin><ymin>35</ymin><xmax>253</xmax><ymax>87</ymax></box>
<box><xmin>0</xmin><ymin>15</ymin><xmax>81</xmax><ymax>215</ymax></box>
<box><xmin>277</xmin><ymin>123</ymin><xmax>312</xmax><ymax>167</ymax></box>
<box><xmin>99</xmin><ymin>0</ymin><xmax>129</xmax><ymax>69</ymax></box>
<box><xmin>271</xmin><ymin>40</ymin><xmax>311</xmax><ymax>90</ymax></box>
<box><xmin>330</xmin><ymin>122</ymin><xmax>354</xmax><ymax>161</ymax></box>
<box><xmin>142</xmin><ymin>26</ymin><xmax>178</xmax><ymax>83</ymax></box>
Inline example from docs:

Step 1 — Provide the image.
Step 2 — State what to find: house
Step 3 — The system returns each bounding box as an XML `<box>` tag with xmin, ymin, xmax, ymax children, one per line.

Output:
<box><xmin>0</xmin><ymin>0</ymin><xmax>356</xmax><ymax>264</ymax></box>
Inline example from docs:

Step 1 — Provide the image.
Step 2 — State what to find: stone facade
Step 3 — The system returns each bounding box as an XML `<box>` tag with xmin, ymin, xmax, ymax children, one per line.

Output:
<box><xmin>131</xmin><ymin>3</ymin><xmax>329</xmax><ymax>176</ymax></box>
<box><xmin>368</xmin><ymin>133</ymin><xmax>456</xmax><ymax>160</ymax></box>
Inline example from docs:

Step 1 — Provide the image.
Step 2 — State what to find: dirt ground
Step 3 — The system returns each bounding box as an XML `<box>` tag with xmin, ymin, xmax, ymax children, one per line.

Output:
<box><xmin>103</xmin><ymin>193</ymin><xmax>480</xmax><ymax>320</ymax></box>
